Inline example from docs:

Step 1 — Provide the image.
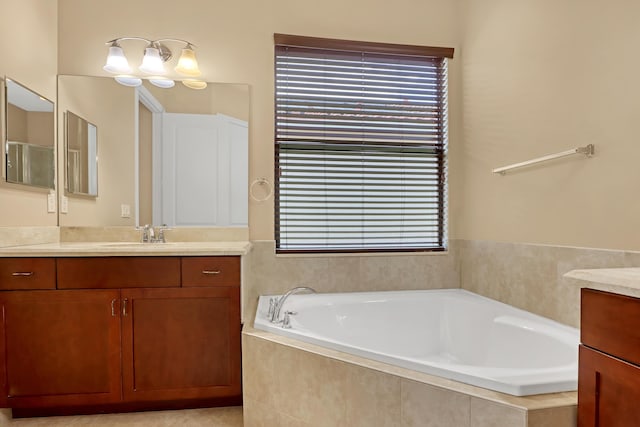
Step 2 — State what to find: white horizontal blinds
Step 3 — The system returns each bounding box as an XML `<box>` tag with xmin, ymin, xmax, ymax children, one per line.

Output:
<box><xmin>275</xmin><ymin>43</ymin><xmax>448</xmax><ymax>253</ymax></box>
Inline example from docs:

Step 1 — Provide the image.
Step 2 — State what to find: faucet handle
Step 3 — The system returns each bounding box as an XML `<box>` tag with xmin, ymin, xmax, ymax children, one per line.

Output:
<box><xmin>282</xmin><ymin>311</ymin><xmax>297</xmax><ymax>329</ymax></box>
<box><xmin>156</xmin><ymin>225</ymin><xmax>171</xmax><ymax>243</ymax></box>
<box><xmin>268</xmin><ymin>297</ymin><xmax>278</xmax><ymax>321</ymax></box>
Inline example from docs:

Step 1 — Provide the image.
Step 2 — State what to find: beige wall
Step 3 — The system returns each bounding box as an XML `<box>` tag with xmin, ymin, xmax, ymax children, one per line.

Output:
<box><xmin>26</xmin><ymin>112</ymin><xmax>55</xmax><ymax>147</ymax></box>
<box><xmin>57</xmin><ymin>0</ymin><xmax>462</xmax><ymax>240</ymax></box>
<box><xmin>7</xmin><ymin>104</ymin><xmax>27</xmax><ymax>142</ymax></box>
<box><xmin>458</xmin><ymin>0</ymin><xmax>640</xmax><ymax>251</ymax></box>
<box><xmin>7</xmin><ymin>106</ymin><xmax>54</xmax><ymax>147</ymax></box>
<box><xmin>0</xmin><ymin>0</ymin><xmax>57</xmax><ymax>226</ymax></box>
<box><xmin>57</xmin><ymin>75</ymin><xmax>136</xmax><ymax>226</ymax></box>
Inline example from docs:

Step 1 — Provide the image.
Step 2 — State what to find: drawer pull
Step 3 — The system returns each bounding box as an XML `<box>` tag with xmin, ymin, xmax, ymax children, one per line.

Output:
<box><xmin>202</xmin><ymin>270</ymin><xmax>221</xmax><ymax>275</ymax></box>
<box><xmin>11</xmin><ymin>272</ymin><xmax>34</xmax><ymax>277</ymax></box>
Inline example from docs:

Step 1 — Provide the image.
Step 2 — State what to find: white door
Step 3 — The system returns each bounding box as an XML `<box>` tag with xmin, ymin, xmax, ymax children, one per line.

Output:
<box><xmin>160</xmin><ymin>113</ymin><xmax>248</xmax><ymax>226</ymax></box>
<box><xmin>219</xmin><ymin>115</ymin><xmax>249</xmax><ymax>226</ymax></box>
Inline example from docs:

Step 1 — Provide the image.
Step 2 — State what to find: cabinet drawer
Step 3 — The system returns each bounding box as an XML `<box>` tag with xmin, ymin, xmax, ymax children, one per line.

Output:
<box><xmin>181</xmin><ymin>256</ymin><xmax>240</xmax><ymax>287</ymax></box>
<box><xmin>57</xmin><ymin>257</ymin><xmax>181</xmax><ymax>289</ymax></box>
<box><xmin>581</xmin><ymin>288</ymin><xmax>640</xmax><ymax>365</ymax></box>
<box><xmin>0</xmin><ymin>258</ymin><xmax>55</xmax><ymax>290</ymax></box>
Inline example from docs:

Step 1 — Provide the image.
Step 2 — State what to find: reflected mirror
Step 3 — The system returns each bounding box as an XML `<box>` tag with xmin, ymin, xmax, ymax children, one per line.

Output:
<box><xmin>4</xmin><ymin>78</ymin><xmax>55</xmax><ymax>189</ymax></box>
<box><xmin>57</xmin><ymin>75</ymin><xmax>249</xmax><ymax>227</ymax></box>
<box><xmin>65</xmin><ymin>111</ymin><xmax>98</xmax><ymax>196</ymax></box>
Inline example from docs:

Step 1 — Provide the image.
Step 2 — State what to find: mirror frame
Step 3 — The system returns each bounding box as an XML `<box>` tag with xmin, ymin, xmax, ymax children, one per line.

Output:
<box><xmin>2</xmin><ymin>77</ymin><xmax>56</xmax><ymax>192</ymax></box>
<box><xmin>64</xmin><ymin>110</ymin><xmax>98</xmax><ymax>198</ymax></box>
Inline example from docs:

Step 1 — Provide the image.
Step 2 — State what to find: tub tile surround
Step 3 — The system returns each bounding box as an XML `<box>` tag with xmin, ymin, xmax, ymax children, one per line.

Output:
<box><xmin>401</xmin><ymin>380</ymin><xmax>470</xmax><ymax>426</ymax></box>
<box><xmin>457</xmin><ymin>239</ymin><xmax>640</xmax><ymax>328</ymax></box>
<box><xmin>242</xmin><ymin>328</ymin><xmax>577</xmax><ymax>427</ymax></box>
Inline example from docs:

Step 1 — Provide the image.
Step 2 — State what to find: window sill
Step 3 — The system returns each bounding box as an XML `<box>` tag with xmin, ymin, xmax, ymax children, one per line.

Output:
<box><xmin>274</xmin><ymin>249</ymin><xmax>450</xmax><ymax>258</ymax></box>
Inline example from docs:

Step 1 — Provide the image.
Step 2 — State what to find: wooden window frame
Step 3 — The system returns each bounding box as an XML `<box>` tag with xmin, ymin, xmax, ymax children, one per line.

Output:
<box><xmin>274</xmin><ymin>34</ymin><xmax>454</xmax><ymax>254</ymax></box>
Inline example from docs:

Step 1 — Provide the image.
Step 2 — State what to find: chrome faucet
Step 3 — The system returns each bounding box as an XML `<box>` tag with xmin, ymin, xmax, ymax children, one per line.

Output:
<box><xmin>139</xmin><ymin>224</ymin><xmax>170</xmax><ymax>243</ymax></box>
<box><xmin>269</xmin><ymin>286</ymin><xmax>317</xmax><ymax>323</ymax></box>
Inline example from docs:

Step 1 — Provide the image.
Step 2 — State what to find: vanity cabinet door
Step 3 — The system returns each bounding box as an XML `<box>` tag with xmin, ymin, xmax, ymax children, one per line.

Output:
<box><xmin>0</xmin><ymin>290</ymin><xmax>122</xmax><ymax>408</ymax></box>
<box><xmin>120</xmin><ymin>287</ymin><xmax>241</xmax><ymax>402</ymax></box>
<box><xmin>578</xmin><ymin>345</ymin><xmax>640</xmax><ymax>426</ymax></box>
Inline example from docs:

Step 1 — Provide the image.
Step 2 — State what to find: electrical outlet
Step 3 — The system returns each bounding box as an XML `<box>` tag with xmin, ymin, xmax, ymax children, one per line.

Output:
<box><xmin>60</xmin><ymin>195</ymin><xmax>69</xmax><ymax>214</ymax></box>
<box><xmin>47</xmin><ymin>192</ymin><xmax>56</xmax><ymax>213</ymax></box>
<box><xmin>121</xmin><ymin>204</ymin><xmax>131</xmax><ymax>218</ymax></box>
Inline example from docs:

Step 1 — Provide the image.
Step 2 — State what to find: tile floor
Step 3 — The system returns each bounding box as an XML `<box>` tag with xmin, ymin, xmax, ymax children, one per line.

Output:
<box><xmin>0</xmin><ymin>407</ymin><xmax>243</xmax><ymax>426</ymax></box>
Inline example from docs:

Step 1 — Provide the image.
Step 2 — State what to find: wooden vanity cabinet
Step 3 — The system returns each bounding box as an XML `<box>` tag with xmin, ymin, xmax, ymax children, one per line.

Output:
<box><xmin>0</xmin><ymin>255</ymin><xmax>242</xmax><ymax>414</ymax></box>
<box><xmin>578</xmin><ymin>288</ymin><xmax>640</xmax><ymax>426</ymax></box>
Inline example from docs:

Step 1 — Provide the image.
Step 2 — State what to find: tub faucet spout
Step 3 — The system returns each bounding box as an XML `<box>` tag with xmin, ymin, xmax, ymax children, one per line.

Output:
<box><xmin>270</xmin><ymin>286</ymin><xmax>317</xmax><ymax>323</ymax></box>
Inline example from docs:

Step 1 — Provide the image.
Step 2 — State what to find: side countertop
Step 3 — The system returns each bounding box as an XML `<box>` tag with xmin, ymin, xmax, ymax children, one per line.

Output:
<box><xmin>564</xmin><ymin>267</ymin><xmax>640</xmax><ymax>298</ymax></box>
<box><xmin>0</xmin><ymin>241</ymin><xmax>253</xmax><ymax>257</ymax></box>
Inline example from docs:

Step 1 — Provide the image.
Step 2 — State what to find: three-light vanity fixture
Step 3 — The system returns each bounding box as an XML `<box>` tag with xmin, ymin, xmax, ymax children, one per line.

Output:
<box><xmin>103</xmin><ymin>37</ymin><xmax>207</xmax><ymax>90</ymax></box>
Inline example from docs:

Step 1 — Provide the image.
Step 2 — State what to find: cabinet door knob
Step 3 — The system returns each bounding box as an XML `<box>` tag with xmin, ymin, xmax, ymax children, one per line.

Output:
<box><xmin>111</xmin><ymin>299</ymin><xmax>117</xmax><ymax>317</ymax></box>
<box><xmin>122</xmin><ymin>298</ymin><xmax>128</xmax><ymax>316</ymax></box>
<box><xmin>202</xmin><ymin>270</ymin><xmax>221</xmax><ymax>275</ymax></box>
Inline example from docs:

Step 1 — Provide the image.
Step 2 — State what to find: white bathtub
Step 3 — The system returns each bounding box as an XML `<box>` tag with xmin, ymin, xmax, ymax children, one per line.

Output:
<box><xmin>253</xmin><ymin>289</ymin><xmax>579</xmax><ymax>396</ymax></box>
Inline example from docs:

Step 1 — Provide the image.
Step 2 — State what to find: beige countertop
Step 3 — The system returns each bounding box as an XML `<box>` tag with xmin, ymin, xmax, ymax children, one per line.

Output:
<box><xmin>0</xmin><ymin>241</ymin><xmax>252</xmax><ymax>257</ymax></box>
<box><xmin>564</xmin><ymin>267</ymin><xmax>640</xmax><ymax>298</ymax></box>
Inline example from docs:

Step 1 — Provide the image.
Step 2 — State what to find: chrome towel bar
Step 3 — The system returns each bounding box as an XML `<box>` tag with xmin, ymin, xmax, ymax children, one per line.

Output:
<box><xmin>493</xmin><ymin>144</ymin><xmax>594</xmax><ymax>175</ymax></box>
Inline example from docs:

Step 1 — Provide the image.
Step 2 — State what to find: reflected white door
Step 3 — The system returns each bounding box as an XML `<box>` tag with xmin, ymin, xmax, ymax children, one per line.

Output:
<box><xmin>160</xmin><ymin>113</ymin><xmax>248</xmax><ymax>226</ymax></box>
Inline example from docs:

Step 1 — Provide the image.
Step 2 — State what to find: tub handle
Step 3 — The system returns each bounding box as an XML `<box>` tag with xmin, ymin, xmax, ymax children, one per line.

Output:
<box><xmin>282</xmin><ymin>311</ymin><xmax>297</xmax><ymax>329</ymax></box>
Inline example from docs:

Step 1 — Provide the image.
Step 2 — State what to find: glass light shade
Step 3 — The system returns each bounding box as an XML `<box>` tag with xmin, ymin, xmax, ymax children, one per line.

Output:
<box><xmin>175</xmin><ymin>47</ymin><xmax>201</xmax><ymax>76</ymax></box>
<box><xmin>114</xmin><ymin>75</ymin><xmax>142</xmax><ymax>87</ymax></box>
<box><xmin>139</xmin><ymin>47</ymin><xmax>166</xmax><ymax>74</ymax></box>
<box><xmin>149</xmin><ymin>78</ymin><xmax>175</xmax><ymax>89</ymax></box>
<box><xmin>103</xmin><ymin>45</ymin><xmax>132</xmax><ymax>74</ymax></box>
<box><xmin>182</xmin><ymin>79</ymin><xmax>208</xmax><ymax>90</ymax></box>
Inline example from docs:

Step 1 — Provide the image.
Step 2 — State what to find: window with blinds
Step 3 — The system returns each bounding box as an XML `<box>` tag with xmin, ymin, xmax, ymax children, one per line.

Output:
<box><xmin>275</xmin><ymin>35</ymin><xmax>453</xmax><ymax>253</ymax></box>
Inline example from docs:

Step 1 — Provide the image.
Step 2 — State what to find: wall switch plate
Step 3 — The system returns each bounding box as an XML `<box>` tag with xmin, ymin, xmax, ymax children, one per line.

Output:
<box><xmin>47</xmin><ymin>192</ymin><xmax>56</xmax><ymax>213</ymax></box>
<box><xmin>60</xmin><ymin>195</ymin><xmax>69</xmax><ymax>214</ymax></box>
<box><xmin>121</xmin><ymin>204</ymin><xmax>131</xmax><ymax>218</ymax></box>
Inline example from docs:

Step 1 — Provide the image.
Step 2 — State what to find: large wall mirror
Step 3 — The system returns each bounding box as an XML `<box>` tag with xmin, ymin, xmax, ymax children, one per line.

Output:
<box><xmin>3</xmin><ymin>78</ymin><xmax>55</xmax><ymax>190</ymax></box>
<box><xmin>57</xmin><ymin>75</ymin><xmax>249</xmax><ymax>227</ymax></box>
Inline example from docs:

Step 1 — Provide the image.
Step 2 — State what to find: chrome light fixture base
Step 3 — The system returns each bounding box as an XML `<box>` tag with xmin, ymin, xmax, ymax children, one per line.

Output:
<box><xmin>103</xmin><ymin>37</ymin><xmax>205</xmax><ymax>89</ymax></box>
